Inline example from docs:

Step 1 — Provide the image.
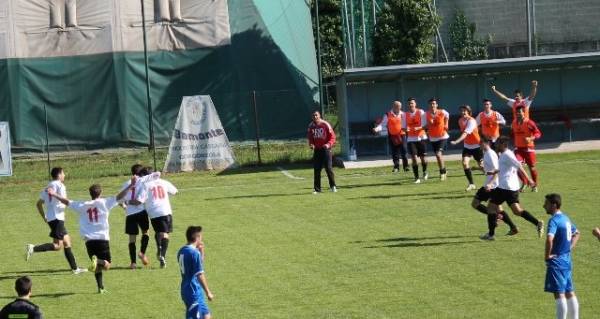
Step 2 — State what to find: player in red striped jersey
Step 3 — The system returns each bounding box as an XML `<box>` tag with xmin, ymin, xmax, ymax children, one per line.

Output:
<box><xmin>307</xmin><ymin>110</ymin><xmax>337</xmax><ymax>194</ymax></box>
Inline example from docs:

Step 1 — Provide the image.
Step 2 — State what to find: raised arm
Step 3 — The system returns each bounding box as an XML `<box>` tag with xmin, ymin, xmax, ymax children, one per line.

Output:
<box><xmin>528</xmin><ymin>80</ymin><xmax>538</xmax><ymax>100</ymax></box>
<box><xmin>491</xmin><ymin>85</ymin><xmax>510</xmax><ymax>102</ymax></box>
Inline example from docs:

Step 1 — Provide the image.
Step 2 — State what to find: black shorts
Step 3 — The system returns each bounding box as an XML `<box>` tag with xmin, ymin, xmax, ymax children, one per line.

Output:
<box><xmin>47</xmin><ymin>219</ymin><xmax>68</xmax><ymax>240</ymax></box>
<box><xmin>125</xmin><ymin>211</ymin><xmax>150</xmax><ymax>235</ymax></box>
<box><xmin>408</xmin><ymin>141</ymin><xmax>427</xmax><ymax>156</ymax></box>
<box><xmin>474</xmin><ymin>187</ymin><xmax>495</xmax><ymax>202</ymax></box>
<box><xmin>85</xmin><ymin>240</ymin><xmax>111</xmax><ymax>263</ymax></box>
<box><xmin>462</xmin><ymin>147</ymin><xmax>483</xmax><ymax>162</ymax></box>
<box><xmin>430</xmin><ymin>139</ymin><xmax>447</xmax><ymax>153</ymax></box>
<box><xmin>490</xmin><ymin>188</ymin><xmax>520</xmax><ymax>206</ymax></box>
<box><xmin>151</xmin><ymin>215</ymin><xmax>173</xmax><ymax>234</ymax></box>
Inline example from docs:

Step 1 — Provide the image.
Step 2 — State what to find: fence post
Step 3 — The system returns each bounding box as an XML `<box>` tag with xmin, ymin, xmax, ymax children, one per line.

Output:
<box><xmin>43</xmin><ymin>104</ymin><xmax>51</xmax><ymax>178</ymax></box>
<box><xmin>251</xmin><ymin>90</ymin><xmax>262</xmax><ymax>164</ymax></box>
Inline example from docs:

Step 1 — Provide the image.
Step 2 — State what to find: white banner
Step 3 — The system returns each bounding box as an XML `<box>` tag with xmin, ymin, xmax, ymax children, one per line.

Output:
<box><xmin>0</xmin><ymin>122</ymin><xmax>13</xmax><ymax>176</ymax></box>
<box><xmin>163</xmin><ymin>96</ymin><xmax>236</xmax><ymax>172</ymax></box>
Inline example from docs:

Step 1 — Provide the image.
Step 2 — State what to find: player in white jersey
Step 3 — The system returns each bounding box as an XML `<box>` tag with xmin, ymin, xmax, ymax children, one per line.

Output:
<box><xmin>48</xmin><ymin>180</ymin><xmax>133</xmax><ymax>293</ymax></box>
<box><xmin>26</xmin><ymin>167</ymin><xmax>86</xmax><ymax>274</ymax></box>
<box><xmin>472</xmin><ymin>137</ymin><xmax>518</xmax><ymax>240</ymax></box>
<box><xmin>131</xmin><ymin>170</ymin><xmax>178</xmax><ymax>268</ymax></box>
<box><xmin>487</xmin><ymin>136</ymin><xmax>544</xmax><ymax>238</ymax></box>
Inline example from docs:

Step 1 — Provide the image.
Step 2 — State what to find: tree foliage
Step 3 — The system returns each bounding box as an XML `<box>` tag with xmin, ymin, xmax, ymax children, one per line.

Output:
<box><xmin>311</xmin><ymin>0</ymin><xmax>345</xmax><ymax>79</ymax></box>
<box><xmin>448</xmin><ymin>9</ymin><xmax>489</xmax><ymax>61</ymax></box>
<box><xmin>373</xmin><ymin>0</ymin><xmax>440</xmax><ymax>65</ymax></box>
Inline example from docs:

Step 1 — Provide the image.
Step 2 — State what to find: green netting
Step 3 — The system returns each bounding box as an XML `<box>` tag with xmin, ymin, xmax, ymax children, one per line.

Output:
<box><xmin>341</xmin><ymin>0</ymin><xmax>383</xmax><ymax>68</ymax></box>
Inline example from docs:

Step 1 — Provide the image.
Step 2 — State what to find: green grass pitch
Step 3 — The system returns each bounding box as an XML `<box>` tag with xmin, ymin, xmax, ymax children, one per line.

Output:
<box><xmin>1</xmin><ymin>151</ymin><xmax>599</xmax><ymax>318</ymax></box>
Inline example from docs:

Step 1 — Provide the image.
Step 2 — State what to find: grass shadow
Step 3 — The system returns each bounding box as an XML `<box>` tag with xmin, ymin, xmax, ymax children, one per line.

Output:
<box><xmin>204</xmin><ymin>193</ymin><xmax>309</xmax><ymax>201</ymax></box>
<box><xmin>364</xmin><ymin>240</ymin><xmax>481</xmax><ymax>249</ymax></box>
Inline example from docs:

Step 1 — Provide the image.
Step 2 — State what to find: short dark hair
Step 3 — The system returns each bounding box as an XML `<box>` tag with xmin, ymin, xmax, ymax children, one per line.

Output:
<box><xmin>428</xmin><ymin>98</ymin><xmax>438</xmax><ymax>103</ymax></box>
<box><xmin>15</xmin><ymin>276</ymin><xmax>32</xmax><ymax>297</ymax></box>
<box><xmin>89</xmin><ymin>184</ymin><xmax>102</xmax><ymax>199</ymax></box>
<box><xmin>514</xmin><ymin>89</ymin><xmax>523</xmax><ymax>95</ymax></box>
<box><xmin>480</xmin><ymin>135</ymin><xmax>491</xmax><ymax>144</ymax></box>
<box><xmin>460</xmin><ymin>104</ymin><xmax>472</xmax><ymax>115</ymax></box>
<box><xmin>545</xmin><ymin>193</ymin><xmax>562</xmax><ymax>209</ymax></box>
<box><xmin>131</xmin><ymin>164</ymin><xmax>143</xmax><ymax>176</ymax></box>
<box><xmin>186</xmin><ymin>226</ymin><xmax>203</xmax><ymax>242</ymax></box>
<box><xmin>407</xmin><ymin>97</ymin><xmax>416</xmax><ymax>103</ymax></box>
<box><xmin>496</xmin><ymin>135</ymin><xmax>510</xmax><ymax>146</ymax></box>
<box><xmin>482</xmin><ymin>99</ymin><xmax>492</xmax><ymax>103</ymax></box>
<box><xmin>140</xmin><ymin>166</ymin><xmax>154</xmax><ymax>176</ymax></box>
<box><xmin>50</xmin><ymin>167</ymin><xmax>63</xmax><ymax>180</ymax></box>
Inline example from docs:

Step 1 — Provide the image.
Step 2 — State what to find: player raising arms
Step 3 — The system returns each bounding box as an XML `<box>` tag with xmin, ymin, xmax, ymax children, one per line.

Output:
<box><xmin>451</xmin><ymin>105</ymin><xmax>483</xmax><ymax>191</ymax></box>
<box><xmin>403</xmin><ymin>98</ymin><xmax>428</xmax><ymax>183</ymax></box>
<box><xmin>373</xmin><ymin>101</ymin><xmax>409</xmax><ymax>173</ymax></box>
<box><xmin>491</xmin><ymin>80</ymin><xmax>538</xmax><ymax>121</ymax></box>
<box><xmin>48</xmin><ymin>180</ymin><xmax>133</xmax><ymax>293</ymax></box>
<box><xmin>131</xmin><ymin>169</ymin><xmax>178</xmax><ymax>268</ymax></box>
<box><xmin>512</xmin><ymin>105</ymin><xmax>542</xmax><ymax>192</ymax></box>
<box><xmin>474</xmin><ymin>136</ymin><xmax>518</xmax><ymax>241</ymax></box>
<box><xmin>425</xmin><ymin>98</ymin><xmax>449</xmax><ymax>180</ymax></box>
<box><xmin>178</xmin><ymin>226</ymin><xmax>214</xmax><ymax>319</ymax></box>
<box><xmin>487</xmin><ymin>136</ymin><xmax>544</xmax><ymax>238</ymax></box>
<box><xmin>26</xmin><ymin>167</ymin><xmax>86</xmax><ymax>274</ymax></box>
<box><xmin>543</xmin><ymin>193</ymin><xmax>580</xmax><ymax>319</ymax></box>
<box><xmin>476</xmin><ymin>99</ymin><xmax>506</xmax><ymax>149</ymax></box>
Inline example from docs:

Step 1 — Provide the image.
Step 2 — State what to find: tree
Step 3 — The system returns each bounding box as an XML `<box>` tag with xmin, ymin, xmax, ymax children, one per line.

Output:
<box><xmin>311</xmin><ymin>0</ymin><xmax>345</xmax><ymax>79</ymax></box>
<box><xmin>449</xmin><ymin>9</ymin><xmax>489</xmax><ymax>61</ymax></box>
<box><xmin>373</xmin><ymin>0</ymin><xmax>440</xmax><ymax>65</ymax></box>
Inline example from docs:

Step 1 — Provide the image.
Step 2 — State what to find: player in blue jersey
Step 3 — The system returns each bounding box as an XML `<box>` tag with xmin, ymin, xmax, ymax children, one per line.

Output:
<box><xmin>544</xmin><ymin>193</ymin><xmax>580</xmax><ymax>319</ymax></box>
<box><xmin>177</xmin><ymin>226</ymin><xmax>214</xmax><ymax>319</ymax></box>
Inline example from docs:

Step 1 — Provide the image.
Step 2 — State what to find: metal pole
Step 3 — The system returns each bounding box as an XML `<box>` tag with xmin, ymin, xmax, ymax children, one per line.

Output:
<box><xmin>342</xmin><ymin>0</ymin><xmax>354</xmax><ymax>68</ymax></box>
<box><xmin>531</xmin><ymin>0</ymin><xmax>537</xmax><ymax>55</ymax></box>
<box><xmin>43</xmin><ymin>104</ymin><xmax>51</xmax><ymax>178</ymax></box>
<box><xmin>251</xmin><ymin>91</ymin><xmax>262</xmax><ymax>165</ymax></box>
<box><xmin>526</xmin><ymin>0</ymin><xmax>532</xmax><ymax>57</ymax></box>
<box><xmin>349</xmin><ymin>0</ymin><xmax>356</xmax><ymax>67</ymax></box>
<box><xmin>315</xmin><ymin>0</ymin><xmax>324</xmax><ymax>115</ymax></box>
<box><xmin>360</xmin><ymin>0</ymin><xmax>368</xmax><ymax>66</ymax></box>
<box><xmin>371</xmin><ymin>0</ymin><xmax>376</xmax><ymax>26</ymax></box>
<box><xmin>141</xmin><ymin>0</ymin><xmax>157</xmax><ymax>170</ymax></box>
<box><xmin>427</xmin><ymin>2</ymin><xmax>448</xmax><ymax>62</ymax></box>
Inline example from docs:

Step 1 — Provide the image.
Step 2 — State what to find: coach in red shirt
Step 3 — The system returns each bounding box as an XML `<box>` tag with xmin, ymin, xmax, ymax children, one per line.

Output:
<box><xmin>307</xmin><ymin>110</ymin><xmax>337</xmax><ymax>194</ymax></box>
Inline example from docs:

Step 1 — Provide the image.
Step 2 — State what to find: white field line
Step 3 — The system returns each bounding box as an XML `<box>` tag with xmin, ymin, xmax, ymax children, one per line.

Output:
<box><xmin>277</xmin><ymin>166</ymin><xmax>305</xmax><ymax>180</ymax></box>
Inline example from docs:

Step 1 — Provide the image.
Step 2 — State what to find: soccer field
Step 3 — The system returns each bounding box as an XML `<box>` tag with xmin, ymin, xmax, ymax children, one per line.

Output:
<box><xmin>1</xmin><ymin>151</ymin><xmax>599</xmax><ymax>318</ymax></box>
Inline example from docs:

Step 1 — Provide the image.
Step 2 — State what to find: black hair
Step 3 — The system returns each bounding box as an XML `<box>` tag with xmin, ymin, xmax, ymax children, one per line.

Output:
<box><xmin>407</xmin><ymin>97</ymin><xmax>416</xmax><ymax>102</ymax></box>
<box><xmin>131</xmin><ymin>164</ymin><xmax>143</xmax><ymax>176</ymax></box>
<box><xmin>89</xmin><ymin>184</ymin><xmax>102</xmax><ymax>200</ymax></box>
<box><xmin>50</xmin><ymin>167</ymin><xmax>63</xmax><ymax>180</ymax></box>
<box><xmin>496</xmin><ymin>135</ymin><xmax>510</xmax><ymax>146</ymax></box>
<box><xmin>514</xmin><ymin>89</ymin><xmax>523</xmax><ymax>95</ymax></box>
<box><xmin>15</xmin><ymin>276</ymin><xmax>32</xmax><ymax>297</ymax></box>
<box><xmin>428</xmin><ymin>98</ymin><xmax>438</xmax><ymax>103</ymax></box>
<box><xmin>545</xmin><ymin>193</ymin><xmax>562</xmax><ymax>209</ymax></box>
<box><xmin>482</xmin><ymin>99</ymin><xmax>492</xmax><ymax>103</ymax></box>
<box><xmin>140</xmin><ymin>167</ymin><xmax>154</xmax><ymax>176</ymax></box>
<box><xmin>459</xmin><ymin>104</ymin><xmax>472</xmax><ymax>115</ymax></box>
<box><xmin>480</xmin><ymin>135</ymin><xmax>491</xmax><ymax>144</ymax></box>
<box><xmin>186</xmin><ymin>226</ymin><xmax>203</xmax><ymax>242</ymax></box>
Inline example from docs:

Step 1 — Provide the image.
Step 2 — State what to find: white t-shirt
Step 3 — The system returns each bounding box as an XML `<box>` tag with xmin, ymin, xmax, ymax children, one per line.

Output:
<box><xmin>39</xmin><ymin>180</ymin><xmax>67</xmax><ymax>222</ymax></box>
<box><xmin>121</xmin><ymin>172</ymin><xmax>161</xmax><ymax>216</ymax></box>
<box><xmin>462</xmin><ymin>118</ymin><xmax>479</xmax><ymax>150</ymax></box>
<box><xmin>507</xmin><ymin>97</ymin><xmax>532</xmax><ymax>108</ymax></box>
<box><xmin>482</xmin><ymin>148</ymin><xmax>499</xmax><ymax>189</ymax></box>
<box><xmin>69</xmin><ymin>197</ymin><xmax>118</xmax><ymax>241</ymax></box>
<box><xmin>135</xmin><ymin>179</ymin><xmax>178</xmax><ymax>219</ymax></box>
<box><xmin>497</xmin><ymin>149</ymin><xmax>522</xmax><ymax>191</ymax></box>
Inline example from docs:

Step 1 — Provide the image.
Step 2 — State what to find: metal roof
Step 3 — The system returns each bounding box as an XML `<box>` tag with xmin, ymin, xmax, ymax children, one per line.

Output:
<box><xmin>342</xmin><ymin>52</ymin><xmax>600</xmax><ymax>82</ymax></box>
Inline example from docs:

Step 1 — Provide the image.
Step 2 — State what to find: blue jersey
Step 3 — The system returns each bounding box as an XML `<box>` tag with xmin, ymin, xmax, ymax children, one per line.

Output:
<box><xmin>546</xmin><ymin>212</ymin><xmax>577</xmax><ymax>270</ymax></box>
<box><xmin>177</xmin><ymin>245</ymin><xmax>205</xmax><ymax>305</ymax></box>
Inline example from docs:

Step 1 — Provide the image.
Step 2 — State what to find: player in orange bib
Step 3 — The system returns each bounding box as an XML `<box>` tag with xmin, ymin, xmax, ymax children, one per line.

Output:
<box><xmin>373</xmin><ymin>101</ymin><xmax>409</xmax><ymax>173</ymax></box>
<box><xmin>425</xmin><ymin>98</ymin><xmax>449</xmax><ymax>180</ymax></box>
<box><xmin>451</xmin><ymin>105</ymin><xmax>483</xmax><ymax>191</ymax></box>
<box><xmin>512</xmin><ymin>105</ymin><xmax>542</xmax><ymax>192</ymax></box>
<box><xmin>491</xmin><ymin>80</ymin><xmax>538</xmax><ymax>122</ymax></box>
<box><xmin>402</xmin><ymin>98</ymin><xmax>428</xmax><ymax>183</ymax></box>
<box><xmin>476</xmin><ymin>99</ymin><xmax>506</xmax><ymax>150</ymax></box>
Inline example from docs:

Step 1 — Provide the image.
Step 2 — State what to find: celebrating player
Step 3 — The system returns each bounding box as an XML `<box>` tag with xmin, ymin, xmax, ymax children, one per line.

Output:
<box><xmin>512</xmin><ymin>105</ymin><xmax>542</xmax><ymax>192</ymax></box>
<box><xmin>487</xmin><ymin>136</ymin><xmax>544</xmax><ymax>237</ymax></box>
<box><xmin>491</xmin><ymin>80</ymin><xmax>538</xmax><ymax>120</ymax></box>
<box><xmin>48</xmin><ymin>180</ymin><xmax>133</xmax><ymax>293</ymax></box>
<box><xmin>476</xmin><ymin>99</ymin><xmax>506</xmax><ymax>149</ymax></box>
<box><xmin>177</xmin><ymin>226</ymin><xmax>214</xmax><ymax>319</ymax></box>
<box><xmin>543</xmin><ymin>193</ymin><xmax>580</xmax><ymax>319</ymax></box>
<box><xmin>474</xmin><ymin>136</ymin><xmax>518</xmax><ymax>241</ymax></box>
<box><xmin>131</xmin><ymin>169</ymin><xmax>178</xmax><ymax>268</ymax></box>
<box><xmin>26</xmin><ymin>167</ymin><xmax>86</xmax><ymax>274</ymax></box>
<box><xmin>426</xmin><ymin>98</ymin><xmax>449</xmax><ymax>180</ymax></box>
<box><xmin>403</xmin><ymin>98</ymin><xmax>428</xmax><ymax>183</ymax></box>
<box><xmin>451</xmin><ymin>105</ymin><xmax>483</xmax><ymax>191</ymax></box>
<box><xmin>307</xmin><ymin>110</ymin><xmax>337</xmax><ymax>193</ymax></box>
<box><xmin>373</xmin><ymin>101</ymin><xmax>409</xmax><ymax>173</ymax></box>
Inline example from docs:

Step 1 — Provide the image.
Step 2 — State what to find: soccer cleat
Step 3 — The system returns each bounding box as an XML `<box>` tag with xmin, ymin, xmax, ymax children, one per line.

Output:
<box><xmin>414</xmin><ymin>179</ymin><xmax>421</xmax><ymax>184</ymax></box>
<box><xmin>440</xmin><ymin>173</ymin><xmax>447</xmax><ymax>181</ymax></box>
<box><xmin>138</xmin><ymin>252</ymin><xmax>149</xmax><ymax>266</ymax></box>
<box><xmin>479</xmin><ymin>233</ymin><xmax>495</xmax><ymax>241</ymax></box>
<box><xmin>312</xmin><ymin>191</ymin><xmax>320</xmax><ymax>195</ymax></box>
<box><xmin>88</xmin><ymin>255</ymin><xmax>98</xmax><ymax>273</ymax></box>
<box><xmin>537</xmin><ymin>221</ymin><xmax>544</xmax><ymax>239</ymax></box>
<box><xmin>98</xmin><ymin>288</ymin><xmax>108</xmax><ymax>294</ymax></box>
<box><xmin>330</xmin><ymin>186</ymin><xmax>337</xmax><ymax>193</ymax></box>
<box><xmin>506</xmin><ymin>228</ymin><xmax>519</xmax><ymax>236</ymax></box>
<box><xmin>130</xmin><ymin>263</ymin><xmax>137</xmax><ymax>270</ymax></box>
<box><xmin>72</xmin><ymin>267</ymin><xmax>88</xmax><ymax>275</ymax></box>
<box><xmin>531</xmin><ymin>186</ymin><xmax>538</xmax><ymax>193</ymax></box>
<box><xmin>25</xmin><ymin>244</ymin><xmax>34</xmax><ymax>261</ymax></box>
<box><xmin>423</xmin><ymin>172</ymin><xmax>429</xmax><ymax>180</ymax></box>
<box><xmin>392</xmin><ymin>167</ymin><xmax>399</xmax><ymax>173</ymax></box>
<box><xmin>465</xmin><ymin>184</ymin><xmax>477</xmax><ymax>191</ymax></box>
<box><xmin>403</xmin><ymin>167</ymin><xmax>410</xmax><ymax>172</ymax></box>
<box><xmin>159</xmin><ymin>256</ymin><xmax>166</xmax><ymax>269</ymax></box>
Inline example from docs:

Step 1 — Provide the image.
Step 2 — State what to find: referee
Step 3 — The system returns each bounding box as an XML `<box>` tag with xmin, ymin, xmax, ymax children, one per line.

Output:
<box><xmin>307</xmin><ymin>111</ymin><xmax>337</xmax><ymax>194</ymax></box>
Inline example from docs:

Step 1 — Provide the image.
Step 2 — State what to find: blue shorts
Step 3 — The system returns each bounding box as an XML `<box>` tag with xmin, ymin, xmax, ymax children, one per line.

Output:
<box><xmin>186</xmin><ymin>299</ymin><xmax>210</xmax><ymax>319</ymax></box>
<box><xmin>544</xmin><ymin>267</ymin><xmax>573</xmax><ymax>293</ymax></box>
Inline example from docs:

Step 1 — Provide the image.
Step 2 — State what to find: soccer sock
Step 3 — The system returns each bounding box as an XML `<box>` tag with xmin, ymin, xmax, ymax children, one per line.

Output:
<box><xmin>421</xmin><ymin>162</ymin><xmax>427</xmax><ymax>175</ymax></box>
<box><xmin>475</xmin><ymin>204</ymin><xmax>488</xmax><ymax>215</ymax></box>
<box><xmin>464</xmin><ymin>168</ymin><xmax>473</xmax><ymax>184</ymax></box>
<box><xmin>141</xmin><ymin>234</ymin><xmax>149</xmax><ymax>254</ymax></box>
<box><xmin>97</xmin><ymin>259</ymin><xmax>107</xmax><ymax>268</ymax></box>
<box><xmin>487</xmin><ymin>213</ymin><xmax>497</xmax><ymax>236</ymax></box>
<box><xmin>160</xmin><ymin>238</ymin><xmax>169</xmax><ymax>258</ymax></box>
<box><xmin>556</xmin><ymin>298</ymin><xmax>567</xmax><ymax>319</ymax></box>
<box><xmin>500</xmin><ymin>211</ymin><xmax>517</xmax><ymax>230</ymax></box>
<box><xmin>33</xmin><ymin>243</ymin><xmax>55</xmax><ymax>252</ymax></box>
<box><xmin>440</xmin><ymin>167</ymin><xmax>446</xmax><ymax>175</ymax></box>
<box><xmin>531</xmin><ymin>169</ymin><xmax>539</xmax><ymax>185</ymax></box>
<box><xmin>128</xmin><ymin>243</ymin><xmax>136</xmax><ymax>264</ymax></box>
<box><xmin>94</xmin><ymin>272</ymin><xmax>104</xmax><ymax>290</ymax></box>
<box><xmin>520</xmin><ymin>210</ymin><xmax>540</xmax><ymax>226</ymax></box>
<box><xmin>155</xmin><ymin>233</ymin><xmax>161</xmax><ymax>255</ymax></box>
<box><xmin>63</xmin><ymin>247</ymin><xmax>78</xmax><ymax>270</ymax></box>
<box><xmin>566</xmin><ymin>296</ymin><xmax>579</xmax><ymax>319</ymax></box>
<box><xmin>412</xmin><ymin>165</ymin><xmax>419</xmax><ymax>179</ymax></box>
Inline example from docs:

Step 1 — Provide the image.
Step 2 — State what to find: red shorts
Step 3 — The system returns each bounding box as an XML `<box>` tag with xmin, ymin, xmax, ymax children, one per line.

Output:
<box><xmin>515</xmin><ymin>148</ymin><xmax>536</xmax><ymax>166</ymax></box>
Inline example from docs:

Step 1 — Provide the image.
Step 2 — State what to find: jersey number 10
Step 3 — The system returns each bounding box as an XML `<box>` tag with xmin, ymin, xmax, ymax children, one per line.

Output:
<box><xmin>151</xmin><ymin>186</ymin><xmax>166</xmax><ymax>200</ymax></box>
<box><xmin>87</xmin><ymin>207</ymin><xmax>99</xmax><ymax>223</ymax></box>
